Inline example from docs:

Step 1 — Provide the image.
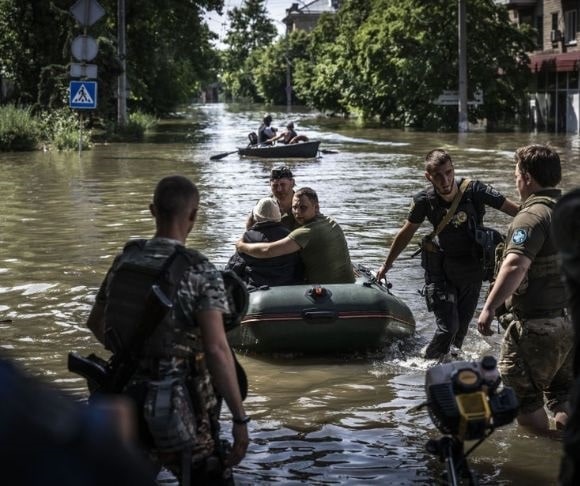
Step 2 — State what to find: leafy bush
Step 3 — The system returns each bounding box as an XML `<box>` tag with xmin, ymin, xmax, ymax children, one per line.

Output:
<box><xmin>38</xmin><ymin>109</ymin><xmax>91</xmax><ymax>151</ymax></box>
<box><xmin>110</xmin><ymin>110</ymin><xmax>158</xmax><ymax>141</ymax></box>
<box><xmin>125</xmin><ymin>110</ymin><xmax>157</xmax><ymax>139</ymax></box>
<box><xmin>0</xmin><ymin>105</ymin><xmax>40</xmax><ymax>151</ymax></box>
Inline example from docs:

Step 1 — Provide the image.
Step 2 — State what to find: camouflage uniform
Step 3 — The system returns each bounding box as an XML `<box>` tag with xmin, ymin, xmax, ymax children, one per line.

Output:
<box><xmin>95</xmin><ymin>237</ymin><xmax>230</xmax><ymax>471</ymax></box>
<box><xmin>498</xmin><ymin>189</ymin><xmax>573</xmax><ymax>415</ymax></box>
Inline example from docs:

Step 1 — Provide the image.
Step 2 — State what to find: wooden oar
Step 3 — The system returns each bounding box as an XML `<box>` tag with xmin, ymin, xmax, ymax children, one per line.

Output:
<box><xmin>210</xmin><ymin>150</ymin><xmax>238</xmax><ymax>161</ymax></box>
<box><xmin>320</xmin><ymin>149</ymin><xmax>339</xmax><ymax>155</ymax></box>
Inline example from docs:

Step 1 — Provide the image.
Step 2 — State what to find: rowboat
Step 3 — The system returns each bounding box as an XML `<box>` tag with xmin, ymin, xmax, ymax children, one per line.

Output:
<box><xmin>238</xmin><ymin>140</ymin><xmax>321</xmax><ymax>158</ymax></box>
<box><xmin>227</xmin><ymin>265</ymin><xmax>415</xmax><ymax>354</ymax></box>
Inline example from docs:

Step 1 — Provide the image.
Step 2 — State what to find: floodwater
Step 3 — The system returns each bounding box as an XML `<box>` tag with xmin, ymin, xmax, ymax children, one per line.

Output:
<box><xmin>1</xmin><ymin>103</ymin><xmax>579</xmax><ymax>485</ymax></box>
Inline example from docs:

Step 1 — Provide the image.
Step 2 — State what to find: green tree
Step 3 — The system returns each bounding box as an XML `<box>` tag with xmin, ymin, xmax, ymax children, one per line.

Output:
<box><xmin>0</xmin><ymin>1</ymin><xmax>72</xmax><ymax>106</ymax></box>
<box><xmin>294</xmin><ymin>0</ymin><xmax>535</xmax><ymax>129</ymax></box>
<box><xmin>0</xmin><ymin>0</ymin><xmax>224</xmax><ymax>119</ymax></box>
<box><xmin>110</xmin><ymin>0</ymin><xmax>223</xmax><ymax>115</ymax></box>
<box><xmin>220</xmin><ymin>0</ymin><xmax>277</xmax><ymax>101</ymax></box>
<box><xmin>251</xmin><ymin>30</ymin><xmax>310</xmax><ymax>105</ymax></box>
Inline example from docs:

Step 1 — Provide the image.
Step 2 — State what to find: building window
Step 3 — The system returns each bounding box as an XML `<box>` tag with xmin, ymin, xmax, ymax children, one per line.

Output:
<box><xmin>552</xmin><ymin>13</ymin><xmax>559</xmax><ymax>31</ymax></box>
<box><xmin>536</xmin><ymin>15</ymin><xmax>543</xmax><ymax>49</ymax></box>
<box><xmin>565</xmin><ymin>10</ymin><xmax>577</xmax><ymax>44</ymax></box>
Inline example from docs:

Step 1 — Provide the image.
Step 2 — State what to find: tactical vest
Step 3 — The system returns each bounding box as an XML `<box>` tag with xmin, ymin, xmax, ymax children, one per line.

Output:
<box><xmin>502</xmin><ymin>194</ymin><xmax>565</xmax><ymax>314</ymax></box>
<box><xmin>516</xmin><ymin>194</ymin><xmax>560</xmax><ymax>279</ymax></box>
<box><xmin>104</xmin><ymin>240</ymin><xmax>206</xmax><ymax>359</ymax></box>
<box><xmin>496</xmin><ymin>195</ymin><xmax>558</xmax><ymax>280</ymax></box>
<box><xmin>424</xmin><ymin>180</ymin><xmax>484</xmax><ymax>257</ymax></box>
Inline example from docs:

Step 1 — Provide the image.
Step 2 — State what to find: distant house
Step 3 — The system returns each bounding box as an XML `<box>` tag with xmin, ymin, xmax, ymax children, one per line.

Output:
<box><xmin>497</xmin><ymin>0</ymin><xmax>580</xmax><ymax>133</ymax></box>
<box><xmin>283</xmin><ymin>0</ymin><xmax>340</xmax><ymax>33</ymax></box>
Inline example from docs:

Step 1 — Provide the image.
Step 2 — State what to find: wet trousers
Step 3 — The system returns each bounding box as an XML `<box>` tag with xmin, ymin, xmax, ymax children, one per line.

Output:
<box><xmin>424</xmin><ymin>278</ymin><xmax>482</xmax><ymax>360</ymax></box>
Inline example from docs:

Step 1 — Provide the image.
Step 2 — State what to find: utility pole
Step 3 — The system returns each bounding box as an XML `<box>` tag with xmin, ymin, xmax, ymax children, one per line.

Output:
<box><xmin>117</xmin><ymin>0</ymin><xmax>127</xmax><ymax>126</ymax></box>
<box><xmin>285</xmin><ymin>22</ymin><xmax>292</xmax><ymax>113</ymax></box>
<box><xmin>458</xmin><ymin>0</ymin><xmax>468</xmax><ymax>133</ymax></box>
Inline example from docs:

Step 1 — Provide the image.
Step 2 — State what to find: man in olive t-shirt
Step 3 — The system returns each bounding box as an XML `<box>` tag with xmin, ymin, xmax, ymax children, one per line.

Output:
<box><xmin>236</xmin><ymin>187</ymin><xmax>355</xmax><ymax>284</ymax></box>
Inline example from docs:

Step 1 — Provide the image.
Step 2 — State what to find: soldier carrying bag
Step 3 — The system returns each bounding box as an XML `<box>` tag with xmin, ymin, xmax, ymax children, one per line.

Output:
<box><xmin>415</xmin><ymin>179</ymin><xmax>471</xmax><ymax>311</ymax></box>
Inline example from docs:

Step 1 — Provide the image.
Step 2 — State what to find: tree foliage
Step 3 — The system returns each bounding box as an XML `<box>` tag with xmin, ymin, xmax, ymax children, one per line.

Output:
<box><xmin>251</xmin><ymin>30</ymin><xmax>310</xmax><ymax>105</ymax></box>
<box><xmin>0</xmin><ymin>0</ymin><xmax>224</xmax><ymax>118</ymax></box>
<box><xmin>220</xmin><ymin>0</ymin><xmax>277</xmax><ymax>101</ymax></box>
<box><xmin>292</xmin><ymin>0</ymin><xmax>535</xmax><ymax>129</ymax></box>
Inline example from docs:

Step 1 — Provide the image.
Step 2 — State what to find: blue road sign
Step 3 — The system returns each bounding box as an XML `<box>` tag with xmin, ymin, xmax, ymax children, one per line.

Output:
<box><xmin>69</xmin><ymin>81</ymin><xmax>97</xmax><ymax>109</ymax></box>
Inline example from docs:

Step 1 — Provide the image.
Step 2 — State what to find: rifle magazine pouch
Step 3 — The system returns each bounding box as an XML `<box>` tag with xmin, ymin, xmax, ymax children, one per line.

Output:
<box><xmin>144</xmin><ymin>377</ymin><xmax>196</xmax><ymax>453</ymax></box>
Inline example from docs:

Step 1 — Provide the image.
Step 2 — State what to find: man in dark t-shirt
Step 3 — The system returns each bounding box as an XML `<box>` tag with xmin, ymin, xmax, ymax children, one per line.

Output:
<box><xmin>376</xmin><ymin>149</ymin><xmax>519</xmax><ymax>360</ymax></box>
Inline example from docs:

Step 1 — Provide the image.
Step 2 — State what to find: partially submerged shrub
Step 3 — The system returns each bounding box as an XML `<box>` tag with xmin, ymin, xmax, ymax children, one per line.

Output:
<box><xmin>0</xmin><ymin>105</ymin><xmax>39</xmax><ymax>151</ymax></box>
<box><xmin>39</xmin><ymin>109</ymin><xmax>91</xmax><ymax>151</ymax></box>
<box><xmin>116</xmin><ymin>110</ymin><xmax>158</xmax><ymax>141</ymax></box>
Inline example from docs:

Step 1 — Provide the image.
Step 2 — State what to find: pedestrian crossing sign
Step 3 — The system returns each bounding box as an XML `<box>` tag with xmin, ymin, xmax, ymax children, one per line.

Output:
<box><xmin>69</xmin><ymin>81</ymin><xmax>97</xmax><ymax>109</ymax></box>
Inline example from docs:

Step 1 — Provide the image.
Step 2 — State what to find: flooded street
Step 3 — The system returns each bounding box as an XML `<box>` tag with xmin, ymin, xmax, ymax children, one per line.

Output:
<box><xmin>1</xmin><ymin>103</ymin><xmax>579</xmax><ymax>484</ymax></box>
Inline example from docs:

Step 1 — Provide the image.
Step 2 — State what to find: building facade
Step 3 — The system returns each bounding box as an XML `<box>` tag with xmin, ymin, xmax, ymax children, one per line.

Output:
<box><xmin>283</xmin><ymin>0</ymin><xmax>340</xmax><ymax>33</ymax></box>
<box><xmin>499</xmin><ymin>0</ymin><xmax>580</xmax><ymax>133</ymax></box>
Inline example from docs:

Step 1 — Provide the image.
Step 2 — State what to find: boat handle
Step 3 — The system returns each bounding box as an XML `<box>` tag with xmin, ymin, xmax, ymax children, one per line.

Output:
<box><xmin>302</xmin><ymin>310</ymin><xmax>337</xmax><ymax>322</ymax></box>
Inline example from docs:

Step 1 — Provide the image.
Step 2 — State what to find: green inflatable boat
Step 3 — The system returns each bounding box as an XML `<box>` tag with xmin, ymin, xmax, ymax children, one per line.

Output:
<box><xmin>228</xmin><ymin>265</ymin><xmax>415</xmax><ymax>354</ymax></box>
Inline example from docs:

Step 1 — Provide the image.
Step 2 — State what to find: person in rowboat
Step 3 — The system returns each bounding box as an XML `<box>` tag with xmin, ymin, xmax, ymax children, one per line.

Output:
<box><xmin>237</xmin><ymin>187</ymin><xmax>355</xmax><ymax>285</ymax></box>
<box><xmin>268</xmin><ymin>121</ymin><xmax>309</xmax><ymax>145</ymax></box>
<box><xmin>257</xmin><ymin>114</ymin><xmax>277</xmax><ymax>145</ymax></box>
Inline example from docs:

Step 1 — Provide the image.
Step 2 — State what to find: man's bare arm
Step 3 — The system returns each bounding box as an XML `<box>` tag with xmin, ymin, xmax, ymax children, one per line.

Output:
<box><xmin>477</xmin><ymin>252</ymin><xmax>531</xmax><ymax>335</ymax></box>
<box><xmin>376</xmin><ymin>221</ymin><xmax>421</xmax><ymax>280</ymax></box>
<box><xmin>500</xmin><ymin>198</ymin><xmax>520</xmax><ymax>217</ymax></box>
<box><xmin>236</xmin><ymin>236</ymin><xmax>300</xmax><ymax>258</ymax></box>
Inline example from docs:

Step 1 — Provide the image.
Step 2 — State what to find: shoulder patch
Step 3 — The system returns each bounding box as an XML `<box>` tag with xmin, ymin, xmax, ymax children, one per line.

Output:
<box><xmin>511</xmin><ymin>228</ymin><xmax>528</xmax><ymax>245</ymax></box>
<box><xmin>485</xmin><ymin>185</ymin><xmax>501</xmax><ymax>198</ymax></box>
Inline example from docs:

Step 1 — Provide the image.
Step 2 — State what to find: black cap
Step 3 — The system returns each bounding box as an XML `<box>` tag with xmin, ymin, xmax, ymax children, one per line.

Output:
<box><xmin>270</xmin><ymin>166</ymin><xmax>293</xmax><ymax>180</ymax></box>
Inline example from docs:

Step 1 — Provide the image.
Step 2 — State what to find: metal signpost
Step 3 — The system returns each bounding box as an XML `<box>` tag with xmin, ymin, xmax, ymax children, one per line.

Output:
<box><xmin>69</xmin><ymin>0</ymin><xmax>105</xmax><ymax>154</ymax></box>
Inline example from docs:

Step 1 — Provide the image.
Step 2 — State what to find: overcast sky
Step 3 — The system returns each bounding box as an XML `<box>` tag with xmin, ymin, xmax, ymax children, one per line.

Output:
<box><xmin>205</xmin><ymin>0</ymin><xmax>292</xmax><ymax>47</ymax></box>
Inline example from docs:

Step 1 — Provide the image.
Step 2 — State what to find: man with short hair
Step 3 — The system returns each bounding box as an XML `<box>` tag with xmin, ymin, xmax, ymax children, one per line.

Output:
<box><xmin>258</xmin><ymin>114</ymin><xmax>276</xmax><ymax>144</ymax></box>
<box><xmin>478</xmin><ymin>144</ymin><xmax>572</xmax><ymax>437</ymax></box>
<box><xmin>86</xmin><ymin>175</ymin><xmax>249</xmax><ymax>484</ymax></box>
<box><xmin>376</xmin><ymin>149</ymin><xmax>519</xmax><ymax>360</ymax></box>
<box><xmin>237</xmin><ymin>187</ymin><xmax>355</xmax><ymax>284</ymax></box>
<box><xmin>269</xmin><ymin>121</ymin><xmax>309</xmax><ymax>145</ymax></box>
<box><xmin>246</xmin><ymin>166</ymin><xmax>297</xmax><ymax>231</ymax></box>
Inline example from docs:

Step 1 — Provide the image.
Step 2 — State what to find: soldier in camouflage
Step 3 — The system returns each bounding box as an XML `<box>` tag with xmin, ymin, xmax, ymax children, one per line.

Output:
<box><xmin>86</xmin><ymin>175</ymin><xmax>249</xmax><ymax>484</ymax></box>
<box><xmin>478</xmin><ymin>144</ymin><xmax>572</xmax><ymax>438</ymax></box>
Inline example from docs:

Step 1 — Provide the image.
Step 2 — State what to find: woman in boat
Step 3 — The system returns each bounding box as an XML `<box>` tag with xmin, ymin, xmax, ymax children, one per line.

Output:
<box><xmin>227</xmin><ymin>197</ymin><xmax>304</xmax><ymax>288</ymax></box>
<box><xmin>236</xmin><ymin>188</ymin><xmax>355</xmax><ymax>284</ymax></box>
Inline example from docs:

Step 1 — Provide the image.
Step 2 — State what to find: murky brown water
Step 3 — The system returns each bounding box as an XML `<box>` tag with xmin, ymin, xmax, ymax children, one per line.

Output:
<box><xmin>1</xmin><ymin>103</ymin><xmax>579</xmax><ymax>484</ymax></box>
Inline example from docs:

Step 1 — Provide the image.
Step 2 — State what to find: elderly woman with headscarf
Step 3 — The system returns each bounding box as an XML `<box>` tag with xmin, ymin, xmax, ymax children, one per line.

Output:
<box><xmin>227</xmin><ymin>198</ymin><xmax>304</xmax><ymax>288</ymax></box>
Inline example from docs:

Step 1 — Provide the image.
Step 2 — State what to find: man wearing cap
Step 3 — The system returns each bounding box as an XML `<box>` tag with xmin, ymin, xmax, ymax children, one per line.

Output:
<box><xmin>227</xmin><ymin>198</ymin><xmax>304</xmax><ymax>288</ymax></box>
<box><xmin>246</xmin><ymin>166</ymin><xmax>298</xmax><ymax>231</ymax></box>
<box><xmin>258</xmin><ymin>114</ymin><xmax>277</xmax><ymax>144</ymax></box>
<box><xmin>237</xmin><ymin>187</ymin><xmax>355</xmax><ymax>285</ymax></box>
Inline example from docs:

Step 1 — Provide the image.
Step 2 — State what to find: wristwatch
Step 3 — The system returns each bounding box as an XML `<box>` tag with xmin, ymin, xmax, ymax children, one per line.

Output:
<box><xmin>233</xmin><ymin>415</ymin><xmax>251</xmax><ymax>425</ymax></box>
